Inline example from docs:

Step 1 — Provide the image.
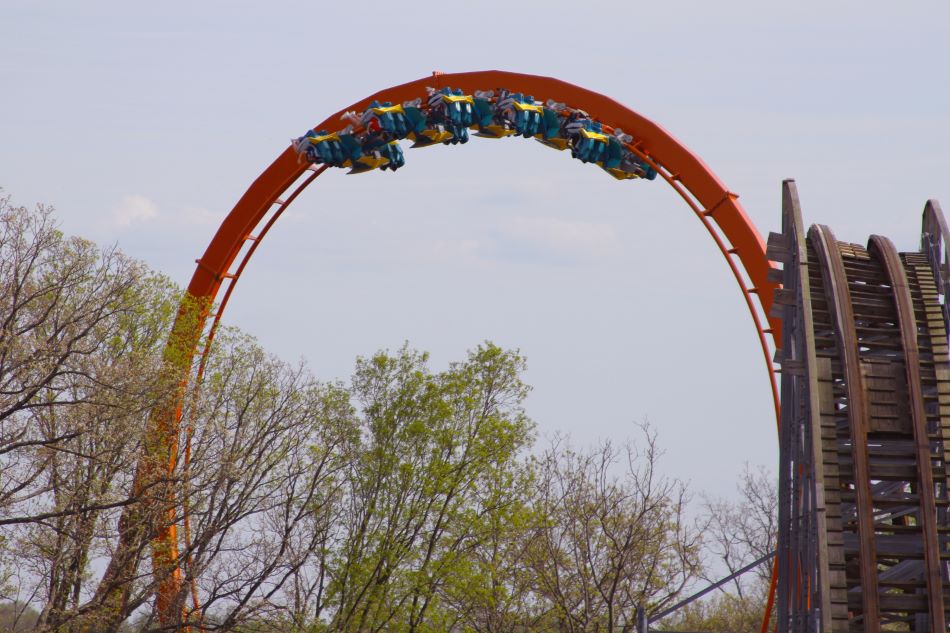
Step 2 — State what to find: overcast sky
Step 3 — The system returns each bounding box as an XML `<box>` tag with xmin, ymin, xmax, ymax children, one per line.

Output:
<box><xmin>2</xmin><ymin>1</ymin><xmax>948</xmax><ymax>499</ymax></box>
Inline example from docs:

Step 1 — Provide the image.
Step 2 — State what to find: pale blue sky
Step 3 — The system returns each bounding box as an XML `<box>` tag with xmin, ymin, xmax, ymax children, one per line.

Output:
<box><xmin>2</xmin><ymin>0</ymin><xmax>948</xmax><ymax>497</ymax></box>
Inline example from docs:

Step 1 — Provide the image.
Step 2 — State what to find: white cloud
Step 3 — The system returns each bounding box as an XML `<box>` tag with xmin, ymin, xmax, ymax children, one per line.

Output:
<box><xmin>179</xmin><ymin>205</ymin><xmax>225</xmax><ymax>226</ymax></box>
<box><xmin>110</xmin><ymin>199</ymin><xmax>230</xmax><ymax>231</ymax></box>
<box><xmin>499</xmin><ymin>216</ymin><xmax>619</xmax><ymax>260</ymax></box>
<box><xmin>427</xmin><ymin>238</ymin><xmax>485</xmax><ymax>264</ymax></box>
<box><xmin>113</xmin><ymin>195</ymin><xmax>158</xmax><ymax>227</ymax></box>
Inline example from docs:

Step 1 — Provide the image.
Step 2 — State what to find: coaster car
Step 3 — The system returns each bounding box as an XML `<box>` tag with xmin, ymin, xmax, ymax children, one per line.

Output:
<box><xmin>346</xmin><ymin>152</ymin><xmax>390</xmax><ymax>174</ymax></box>
<box><xmin>360</xmin><ymin>101</ymin><xmax>426</xmax><ymax>141</ymax></box>
<box><xmin>292</xmin><ymin>88</ymin><xmax>659</xmax><ymax>181</ymax></box>
<box><xmin>609</xmin><ymin>152</ymin><xmax>657</xmax><ymax>180</ymax></box>
<box><xmin>538</xmin><ymin>108</ymin><xmax>564</xmax><ymax>142</ymax></box>
<box><xmin>558</xmin><ymin>115</ymin><xmax>658</xmax><ymax>180</ymax></box>
<box><xmin>348</xmin><ymin>139</ymin><xmax>404</xmax><ymax>174</ymax></box>
<box><xmin>602</xmin><ymin>151</ymin><xmax>648</xmax><ymax>180</ymax></box>
<box><xmin>351</xmin><ymin>104</ymin><xmax>413</xmax><ymax>173</ymax></box>
<box><xmin>471</xmin><ymin>91</ymin><xmax>515</xmax><ymax>139</ymax></box>
<box><xmin>425</xmin><ymin>87</ymin><xmax>475</xmax><ymax>145</ymax></box>
<box><xmin>294</xmin><ymin>129</ymin><xmax>362</xmax><ymax>168</ymax></box>
<box><xmin>493</xmin><ymin>90</ymin><xmax>544</xmax><ymax>138</ymax></box>
<box><xmin>410</xmin><ymin>127</ymin><xmax>457</xmax><ymax>148</ymax></box>
<box><xmin>569</xmin><ymin>118</ymin><xmax>609</xmax><ymax>164</ymax></box>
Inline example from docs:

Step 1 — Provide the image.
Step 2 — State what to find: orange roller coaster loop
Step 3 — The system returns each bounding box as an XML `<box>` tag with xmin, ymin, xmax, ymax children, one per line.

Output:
<box><xmin>112</xmin><ymin>70</ymin><xmax>783</xmax><ymax>629</ymax></box>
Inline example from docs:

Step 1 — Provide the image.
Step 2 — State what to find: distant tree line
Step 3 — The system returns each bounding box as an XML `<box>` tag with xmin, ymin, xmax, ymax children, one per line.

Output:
<box><xmin>0</xmin><ymin>196</ymin><xmax>775</xmax><ymax>632</ymax></box>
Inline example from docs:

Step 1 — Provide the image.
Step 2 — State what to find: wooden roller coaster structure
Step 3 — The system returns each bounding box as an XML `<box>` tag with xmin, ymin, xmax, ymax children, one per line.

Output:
<box><xmin>773</xmin><ymin>184</ymin><xmax>950</xmax><ymax>632</ymax></box>
<box><xmin>102</xmin><ymin>70</ymin><xmax>947</xmax><ymax>631</ymax></box>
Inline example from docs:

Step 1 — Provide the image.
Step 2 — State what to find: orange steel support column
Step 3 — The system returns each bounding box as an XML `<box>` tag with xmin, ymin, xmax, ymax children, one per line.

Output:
<box><xmin>135</xmin><ymin>71</ymin><xmax>782</xmax><ymax>625</ymax></box>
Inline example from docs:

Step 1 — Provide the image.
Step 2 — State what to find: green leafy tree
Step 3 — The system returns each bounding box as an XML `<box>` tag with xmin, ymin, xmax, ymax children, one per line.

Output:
<box><xmin>326</xmin><ymin>344</ymin><xmax>535</xmax><ymax>633</ymax></box>
<box><xmin>435</xmin><ymin>461</ymin><xmax>540</xmax><ymax>633</ymax></box>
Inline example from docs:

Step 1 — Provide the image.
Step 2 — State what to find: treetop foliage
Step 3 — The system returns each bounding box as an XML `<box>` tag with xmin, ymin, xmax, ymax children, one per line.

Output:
<box><xmin>0</xmin><ymin>197</ymin><xmax>774</xmax><ymax>632</ymax></box>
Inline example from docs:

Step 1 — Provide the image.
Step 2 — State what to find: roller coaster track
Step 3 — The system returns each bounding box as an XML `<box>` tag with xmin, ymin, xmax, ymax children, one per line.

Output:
<box><xmin>97</xmin><ymin>70</ymin><xmax>785</xmax><ymax>628</ymax></box>
<box><xmin>100</xmin><ymin>70</ymin><xmax>949</xmax><ymax>631</ymax></box>
<box><xmin>773</xmin><ymin>182</ymin><xmax>950</xmax><ymax>632</ymax></box>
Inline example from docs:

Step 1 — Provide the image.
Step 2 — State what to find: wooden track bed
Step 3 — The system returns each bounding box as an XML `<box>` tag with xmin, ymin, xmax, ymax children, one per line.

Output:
<box><xmin>772</xmin><ymin>182</ymin><xmax>950</xmax><ymax>633</ymax></box>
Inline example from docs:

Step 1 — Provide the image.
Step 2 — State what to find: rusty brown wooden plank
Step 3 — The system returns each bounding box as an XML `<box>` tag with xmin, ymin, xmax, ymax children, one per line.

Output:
<box><xmin>869</xmin><ymin>234</ymin><xmax>946</xmax><ymax>631</ymax></box>
<box><xmin>809</xmin><ymin>224</ymin><xmax>881</xmax><ymax>632</ymax></box>
<box><xmin>783</xmin><ymin>181</ymin><xmax>834</xmax><ymax>632</ymax></box>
